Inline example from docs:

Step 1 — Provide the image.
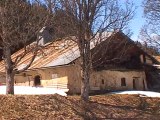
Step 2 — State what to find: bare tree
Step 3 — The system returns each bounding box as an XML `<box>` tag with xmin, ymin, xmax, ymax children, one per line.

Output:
<box><xmin>143</xmin><ymin>0</ymin><xmax>160</xmax><ymax>21</ymax></box>
<box><xmin>139</xmin><ymin>25</ymin><xmax>160</xmax><ymax>50</ymax></box>
<box><xmin>139</xmin><ymin>0</ymin><xmax>160</xmax><ymax>49</ymax></box>
<box><xmin>0</xmin><ymin>0</ymin><xmax>53</xmax><ymax>94</ymax></box>
<box><xmin>56</xmin><ymin>0</ymin><xmax>134</xmax><ymax>101</ymax></box>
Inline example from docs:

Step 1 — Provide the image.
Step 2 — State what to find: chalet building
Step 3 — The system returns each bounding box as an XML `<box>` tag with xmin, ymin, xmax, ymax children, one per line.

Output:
<box><xmin>0</xmin><ymin>31</ymin><xmax>158</xmax><ymax>94</ymax></box>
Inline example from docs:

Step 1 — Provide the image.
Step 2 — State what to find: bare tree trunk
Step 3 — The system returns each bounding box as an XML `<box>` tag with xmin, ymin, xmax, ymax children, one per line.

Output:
<box><xmin>80</xmin><ymin>40</ymin><xmax>90</xmax><ymax>101</ymax></box>
<box><xmin>4</xmin><ymin>46</ymin><xmax>14</xmax><ymax>94</ymax></box>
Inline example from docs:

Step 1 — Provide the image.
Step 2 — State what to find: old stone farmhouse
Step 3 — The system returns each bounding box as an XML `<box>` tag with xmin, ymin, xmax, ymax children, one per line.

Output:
<box><xmin>0</xmin><ymin>31</ymin><xmax>158</xmax><ymax>94</ymax></box>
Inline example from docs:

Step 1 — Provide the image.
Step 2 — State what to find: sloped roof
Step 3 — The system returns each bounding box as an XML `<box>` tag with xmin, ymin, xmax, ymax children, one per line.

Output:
<box><xmin>0</xmin><ymin>31</ymin><xmax>155</xmax><ymax>73</ymax></box>
<box><xmin>91</xmin><ymin>31</ymin><xmax>159</xmax><ymax>70</ymax></box>
<box><xmin>0</xmin><ymin>39</ymin><xmax>79</xmax><ymax>73</ymax></box>
<box><xmin>0</xmin><ymin>31</ymin><xmax>114</xmax><ymax>73</ymax></box>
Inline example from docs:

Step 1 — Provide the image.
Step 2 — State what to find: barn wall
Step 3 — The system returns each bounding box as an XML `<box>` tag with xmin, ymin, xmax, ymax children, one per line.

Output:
<box><xmin>0</xmin><ymin>66</ymin><xmax>147</xmax><ymax>94</ymax></box>
<box><xmin>90</xmin><ymin>70</ymin><xmax>147</xmax><ymax>91</ymax></box>
<box><xmin>140</xmin><ymin>54</ymin><xmax>153</xmax><ymax>65</ymax></box>
<box><xmin>145</xmin><ymin>56</ymin><xmax>153</xmax><ymax>65</ymax></box>
<box><xmin>13</xmin><ymin>64</ymin><xmax>81</xmax><ymax>94</ymax></box>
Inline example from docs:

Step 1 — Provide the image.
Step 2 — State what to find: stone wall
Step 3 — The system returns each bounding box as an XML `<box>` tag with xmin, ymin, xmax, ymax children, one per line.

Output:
<box><xmin>0</xmin><ymin>65</ymin><xmax>147</xmax><ymax>94</ymax></box>
<box><xmin>90</xmin><ymin>70</ymin><xmax>147</xmax><ymax>91</ymax></box>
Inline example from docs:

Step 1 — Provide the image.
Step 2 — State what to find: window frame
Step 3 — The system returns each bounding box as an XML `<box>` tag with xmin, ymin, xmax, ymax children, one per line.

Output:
<box><xmin>121</xmin><ymin>78</ymin><xmax>126</xmax><ymax>86</ymax></box>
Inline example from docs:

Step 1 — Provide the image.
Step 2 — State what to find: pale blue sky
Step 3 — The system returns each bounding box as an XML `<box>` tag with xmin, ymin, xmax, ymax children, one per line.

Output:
<box><xmin>129</xmin><ymin>0</ymin><xmax>145</xmax><ymax>41</ymax></box>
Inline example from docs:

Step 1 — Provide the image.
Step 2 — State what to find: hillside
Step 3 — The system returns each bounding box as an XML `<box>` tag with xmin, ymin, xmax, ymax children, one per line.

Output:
<box><xmin>0</xmin><ymin>94</ymin><xmax>160</xmax><ymax>120</ymax></box>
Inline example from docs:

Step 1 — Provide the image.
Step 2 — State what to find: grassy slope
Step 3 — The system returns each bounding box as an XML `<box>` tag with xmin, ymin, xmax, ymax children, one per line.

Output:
<box><xmin>0</xmin><ymin>94</ymin><xmax>160</xmax><ymax>120</ymax></box>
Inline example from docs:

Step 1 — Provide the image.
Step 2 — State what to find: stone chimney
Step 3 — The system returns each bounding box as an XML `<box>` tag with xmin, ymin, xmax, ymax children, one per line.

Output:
<box><xmin>38</xmin><ymin>27</ymin><xmax>53</xmax><ymax>46</ymax></box>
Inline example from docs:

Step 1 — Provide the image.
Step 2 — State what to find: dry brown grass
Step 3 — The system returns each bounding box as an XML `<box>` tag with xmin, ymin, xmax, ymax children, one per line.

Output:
<box><xmin>0</xmin><ymin>94</ymin><xmax>160</xmax><ymax>120</ymax></box>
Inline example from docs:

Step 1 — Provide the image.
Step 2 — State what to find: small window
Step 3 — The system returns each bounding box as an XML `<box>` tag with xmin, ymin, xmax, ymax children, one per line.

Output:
<box><xmin>23</xmin><ymin>73</ymin><xmax>26</xmax><ymax>77</ymax></box>
<box><xmin>121</xmin><ymin>78</ymin><xmax>126</xmax><ymax>86</ymax></box>
<box><xmin>52</xmin><ymin>74</ymin><xmax>58</xmax><ymax>79</ymax></box>
<box><xmin>101</xmin><ymin>79</ymin><xmax>104</xmax><ymax>84</ymax></box>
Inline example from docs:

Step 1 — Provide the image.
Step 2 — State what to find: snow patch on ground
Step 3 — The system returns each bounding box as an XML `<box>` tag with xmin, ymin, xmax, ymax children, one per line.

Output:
<box><xmin>0</xmin><ymin>86</ymin><xmax>68</xmax><ymax>96</ymax></box>
<box><xmin>111</xmin><ymin>91</ymin><xmax>160</xmax><ymax>98</ymax></box>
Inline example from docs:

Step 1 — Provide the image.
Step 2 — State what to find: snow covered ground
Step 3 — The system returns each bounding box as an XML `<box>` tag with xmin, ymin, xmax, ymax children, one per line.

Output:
<box><xmin>0</xmin><ymin>86</ymin><xmax>68</xmax><ymax>96</ymax></box>
<box><xmin>1</xmin><ymin>86</ymin><xmax>160</xmax><ymax>98</ymax></box>
<box><xmin>111</xmin><ymin>90</ymin><xmax>160</xmax><ymax>98</ymax></box>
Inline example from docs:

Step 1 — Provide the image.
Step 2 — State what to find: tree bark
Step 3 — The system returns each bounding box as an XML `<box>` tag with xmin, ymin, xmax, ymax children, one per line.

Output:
<box><xmin>80</xmin><ymin>40</ymin><xmax>90</xmax><ymax>101</ymax></box>
<box><xmin>4</xmin><ymin>46</ymin><xmax>15</xmax><ymax>94</ymax></box>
